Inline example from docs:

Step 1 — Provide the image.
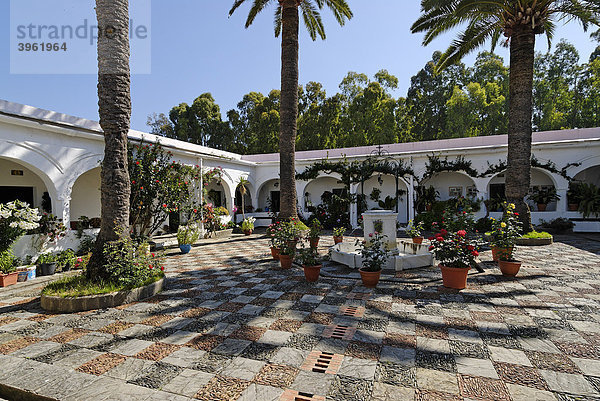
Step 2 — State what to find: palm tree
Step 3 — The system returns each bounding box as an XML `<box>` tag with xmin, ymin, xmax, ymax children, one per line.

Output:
<box><xmin>237</xmin><ymin>177</ymin><xmax>249</xmax><ymax>220</ymax></box>
<box><xmin>86</xmin><ymin>0</ymin><xmax>132</xmax><ymax>281</ymax></box>
<box><xmin>411</xmin><ymin>0</ymin><xmax>600</xmax><ymax>232</ymax></box>
<box><xmin>229</xmin><ymin>0</ymin><xmax>353</xmax><ymax>219</ymax></box>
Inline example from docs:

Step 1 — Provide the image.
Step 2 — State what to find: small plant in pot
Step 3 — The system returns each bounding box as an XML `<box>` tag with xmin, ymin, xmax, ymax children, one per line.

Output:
<box><xmin>177</xmin><ymin>224</ymin><xmax>200</xmax><ymax>254</ymax></box>
<box><xmin>0</xmin><ymin>249</ymin><xmax>18</xmax><ymax>287</ymax></box>
<box><xmin>488</xmin><ymin>202</ymin><xmax>522</xmax><ymax>263</ymax></box>
<box><xmin>297</xmin><ymin>245</ymin><xmax>321</xmax><ymax>282</ymax></box>
<box><xmin>527</xmin><ymin>187</ymin><xmax>560</xmax><ymax>212</ymax></box>
<box><xmin>56</xmin><ymin>249</ymin><xmax>76</xmax><ymax>272</ymax></box>
<box><xmin>333</xmin><ymin>227</ymin><xmax>346</xmax><ymax>244</ymax></box>
<box><xmin>278</xmin><ymin>241</ymin><xmax>296</xmax><ymax>269</ymax></box>
<box><xmin>429</xmin><ymin>229</ymin><xmax>479</xmax><ymax>290</ymax></box>
<box><xmin>406</xmin><ymin>220</ymin><xmax>424</xmax><ymax>244</ymax></box>
<box><xmin>275</xmin><ymin>221</ymin><xmax>300</xmax><ymax>268</ymax></box>
<box><xmin>266</xmin><ymin>222</ymin><xmax>282</xmax><ymax>260</ymax></box>
<box><xmin>308</xmin><ymin>219</ymin><xmax>322</xmax><ymax>248</ymax></box>
<box><xmin>241</xmin><ymin>217</ymin><xmax>256</xmax><ymax>235</ymax></box>
<box><xmin>357</xmin><ymin>232</ymin><xmax>389</xmax><ymax>288</ymax></box>
<box><xmin>488</xmin><ymin>203</ymin><xmax>523</xmax><ymax>276</ymax></box>
<box><xmin>567</xmin><ymin>182</ymin><xmax>585</xmax><ymax>211</ymax></box>
<box><xmin>37</xmin><ymin>252</ymin><xmax>58</xmax><ymax>276</ymax></box>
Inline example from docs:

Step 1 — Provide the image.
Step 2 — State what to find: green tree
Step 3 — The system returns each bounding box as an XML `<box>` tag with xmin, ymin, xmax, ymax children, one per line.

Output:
<box><xmin>229</xmin><ymin>0</ymin><xmax>353</xmax><ymax>219</ymax></box>
<box><xmin>412</xmin><ymin>0</ymin><xmax>600</xmax><ymax>232</ymax></box>
<box><xmin>87</xmin><ymin>0</ymin><xmax>132</xmax><ymax>281</ymax></box>
<box><xmin>297</xmin><ymin>82</ymin><xmax>343</xmax><ymax>151</ymax></box>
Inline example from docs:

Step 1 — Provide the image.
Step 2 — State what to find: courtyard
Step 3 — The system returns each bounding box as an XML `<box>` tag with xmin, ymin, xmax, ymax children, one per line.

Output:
<box><xmin>1</xmin><ymin>234</ymin><xmax>600</xmax><ymax>400</ymax></box>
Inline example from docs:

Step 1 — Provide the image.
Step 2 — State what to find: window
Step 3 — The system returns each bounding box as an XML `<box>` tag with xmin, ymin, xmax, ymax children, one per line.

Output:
<box><xmin>466</xmin><ymin>186</ymin><xmax>478</xmax><ymax>198</ymax></box>
<box><xmin>449</xmin><ymin>186</ymin><xmax>463</xmax><ymax>198</ymax></box>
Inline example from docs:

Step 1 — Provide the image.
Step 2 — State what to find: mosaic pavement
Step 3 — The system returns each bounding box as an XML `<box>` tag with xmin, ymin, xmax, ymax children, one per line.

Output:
<box><xmin>0</xmin><ymin>234</ymin><xmax>600</xmax><ymax>400</ymax></box>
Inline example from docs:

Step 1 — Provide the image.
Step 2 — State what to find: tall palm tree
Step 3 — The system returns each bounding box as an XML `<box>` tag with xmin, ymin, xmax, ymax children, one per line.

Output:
<box><xmin>238</xmin><ymin>177</ymin><xmax>250</xmax><ymax>220</ymax></box>
<box><xmin>230</xmin><ymin>0</ymin><xmax>353</xmax><ymax>219</ymax></box>
<box><xmin>411</xmin><ymin>0</ymin><xmax>600</xmax><ymax>231</ymax></box>
<box><xmin>87</xmin><ymin>0</ymin><xmax>132</xmax><ymax>281</ymax></box>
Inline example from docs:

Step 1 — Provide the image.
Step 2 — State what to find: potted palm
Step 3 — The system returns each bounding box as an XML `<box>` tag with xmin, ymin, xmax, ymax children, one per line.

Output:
<box><xmin>358</xmin><ymin>232</ymin><xmax>389</xmax><ymax>288</ymax></box>
<box><xmin>0</xmin><ymin>250</ymin><xmax>18</xmax><ymax>287</ymax></box>
<box><xmin>37</xmin><ymin>253</ymin><xmax>58</xmax><ymax>276</ymax></box>
<box><xmin>177</xmin><ymin>224</ymin><xmax>200</xmax><ymax>254</ymax></box>
<box><xmin>528</xmin><ymin>187</ymin><xmax>560</xmax><ymax>211</ymax></box>
<box><xmin>429</xmin><ymin>229</ymin><xmax>479</xmax><ymax>290</ymax></box>
<box><xmin>406</xmin><ymin>220</ymin><xmax>425</xmax><ymax>244</ymax></box>
<box><xmin>488</xmin><ymin>203</ymin><xmax>523</xmax><ymax>276</ymax></box>
<box><xmin>567</xmin><ymin>182</ymin><xmax>585</xmax><ymax>212</ymax></box>
<box><xmin>297</xmin><ymin>245</ymin><xmax>321</xmax><ymax>282</ymax></box>
<box><xmin>333</xmin><ymin>227</ymin><xmax>346</xmax><ymax>244</ymax></box>
<box><xmin>308</xmin><ymin>219</ymin><xmax>322</xmax><ymax>248</ymax></box>
<box><xmin>241</xmin><ymin>217</ymin><xmax>256</xmax><ymax>235</ymax></box>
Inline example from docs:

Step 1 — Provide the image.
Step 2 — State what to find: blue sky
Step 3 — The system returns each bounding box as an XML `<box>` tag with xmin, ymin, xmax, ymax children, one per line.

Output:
<box><xmin>1</xmin><ymin>0</ymin><xmax>597</xmax><ymax>132</ymax></box>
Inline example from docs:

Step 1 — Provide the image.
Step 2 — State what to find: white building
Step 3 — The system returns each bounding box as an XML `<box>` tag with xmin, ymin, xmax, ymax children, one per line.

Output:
<box><xmin>1</xmin><ymin>99</ymin><xmax>599</xmax><ymax>233</ymax></box>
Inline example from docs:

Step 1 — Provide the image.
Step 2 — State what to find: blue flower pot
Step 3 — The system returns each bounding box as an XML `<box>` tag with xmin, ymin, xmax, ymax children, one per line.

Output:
<box><xmin>179</xmin><ymin>244</ymin><xmax>192</xmax><ymax>254</ymax></box>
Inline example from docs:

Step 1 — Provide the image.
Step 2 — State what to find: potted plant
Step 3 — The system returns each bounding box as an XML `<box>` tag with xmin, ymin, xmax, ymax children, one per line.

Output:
<box><xmin>406</xmin><ymin>220</ymin><xmax>424</xmax><ymax>244</ymax></box>
<box><xmin>358</xmin><ymin>232</ymin><xmax>388</xmax><ymax>288</ymax></box>
<box><xmin>37</xmin><ymin>253</ymin><xmax>58</xmax><ymax>276</ymax></box>
<box><xmin>333</xmin><ymin>227</ymin><xmax>346</xmax><ymax>244</ymax></box>
<box><xmin>278</xmin><ymin>240</ymin><xmax>295</xmax><ymax>269</ymax></box>
<box><xmin>429</xmin><ymin>229</ymin><xmax>479</xmax><ymax>290</ymax></box>
<box><xmin>177</xmin><ymin>224</ymin><xmax>200</xmax><ymax>254</ymax></box>
<box><xmin>488</xmin><ymin>202</ymin><xmax>523</xmax><ymax>264</ymax></box>
<box><xmin>577</xmin><ymin>183</ymin><xmax>600</xmax><ymax>218</ymax></box>
<box><xmin>308</xmin><ymin>219</ymin><xmax>322</xmax><ymax>248</ymax></box>
<box><xmin>528</xmin><ymin>187</ymin><xmax>560</xmax><ymax>211</ymax></box>
<box><xmin>90</xmin><ymin>217</ymin><xmax>101</xmax><ymax>228</ymax></box>
<box><xmin>417</xmin><ymin>185</ymin><xmax>439</xmax><ymax>212</ymax></box>
<box><xmin>56</xmin><ymin>249</ymin><xmax>76</xmax><ymax>272</ymax></box>
<box><xmin>275</xmin><ymin>220</ymin><xmax>301</xmax><ymax>269</ymax></box>
<box><xmin>296</xmin><ymin>245</ymin><xmax>321</xmax><ymax>282</ymax></box>
<box><xmin>488</xmin><ymin>203</ymin><xmax>523</xmax><ymax>276</ymax></box>
<box><xmin>567</xmin><ymin>182</ymin><xmax>585</xmax><ymax>211</ymax></box>
<box><xmin>0</xmin><ymin>250</ymin><xmax>18</xmax><ymax>287</ymax></box>
<box><xmin>241</xmin><ymin>217</ymin><xmax>256</xmax><ymax>235</ymax></box>
<box><xmin>266</xmin><ymin>222</ymin><xmax>282</xmax><ymax>260</ymax></box>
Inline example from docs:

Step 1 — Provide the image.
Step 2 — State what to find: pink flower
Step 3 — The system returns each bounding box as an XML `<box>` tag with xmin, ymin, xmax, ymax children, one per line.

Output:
<box><xmin>457</xmin><ymin>230</ymin><xmax>466</xmax><ymax>237</ymax></box>
<box><xmin>369</xmin><ymin>233</ymin><xmax>373</xmax><ymax>238</ymax></box>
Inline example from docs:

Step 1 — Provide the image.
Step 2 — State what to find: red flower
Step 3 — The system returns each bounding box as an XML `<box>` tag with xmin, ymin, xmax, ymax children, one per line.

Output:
<box><xmin>428</xmin><ymin>236</ymin><xmax>434</xmax><ymax>240</ymax></box>
<box><xmin>162</xmin><ymin>204</ymin><xmax>167</xmax><ymax>208</ymax></box>
<box><xmin>440</xmin><ymin>229</ymin><xmax>448</xmax><ymax>236</ymax></box>
<box><xmin>136</xmin><ymin>161</ymin><xmax>140</xmax><ymax>165</ymax></box>
<box><xmin>471</xmin><ymin>250</ymin><xmax>479</xmax><ymax>257</ymax></box>
<box><xmin>428</xmin><ymin>245</ymin><xmax>434</xmax><ymax>251</ymax></box>
<box><xmin>467</xmin><ymin>245</ymin><xmax>475</xmax><ymax>251</ymax></box>
<box><xmin>149</xmin><ymin>265</ymin><xmax>153</xmax><ymax>269</ymax></box>
<box><xmin>151</xmin><ymin>253</ymin><xmax>155</xmax><ymax>257</ymax></box>
<box><xmin>514</xmin><ymin>212</ymin><xmax>519</xmax><ymax>216</ymax></box>
<box><xmin>160</xmin><ymin>266</ymin><xmax>164</xmax><ymax>271</ymax></box>
<box><xmin>457</xmin><ymin>230</ymin><xmax>466</xmax><ymax>237</ymax></box>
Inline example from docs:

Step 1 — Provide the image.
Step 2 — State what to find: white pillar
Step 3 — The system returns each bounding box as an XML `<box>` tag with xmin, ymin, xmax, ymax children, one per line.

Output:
<box><xmin>408</xmin><ymin>175</ymin><xmax>415</xmax><ymax>222</ymax></box>
<box><xmin>55</xmin><ymin>196</ymin><xmax>71</xmax><ymax>228</ymax></box>
<box><xmin>350</xmin><ymin>183</ymin><xmax>359</xmax><ymax>229</ymax></box>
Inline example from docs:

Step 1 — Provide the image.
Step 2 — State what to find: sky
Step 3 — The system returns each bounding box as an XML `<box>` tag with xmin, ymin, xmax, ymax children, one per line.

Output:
<box><xmin>1</xmin><ymin>0</ymin><xmax>598</xmax><ymax>132</ymax></box>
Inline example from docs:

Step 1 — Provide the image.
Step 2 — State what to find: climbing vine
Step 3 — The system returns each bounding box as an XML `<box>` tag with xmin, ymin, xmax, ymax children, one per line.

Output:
<box><xmin>422</xmin><ymin>155</ymin><xmax>479</xmax><ymax>181</ymax></box>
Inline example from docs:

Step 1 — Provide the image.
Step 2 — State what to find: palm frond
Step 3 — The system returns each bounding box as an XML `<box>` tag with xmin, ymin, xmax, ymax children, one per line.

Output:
<box><xmin>274</xmin><ymin>4</ymin><xmax>282</xmax><ymax>37</ymax></box>
<box><xmin>245</xmin><ymin>0</ymin><xmax>272</xmax><ymax>28</ymax></box>
<box><xmin>229</xmin><ymin>0</ymin><xmax>248</xmax><ymax>17</ymax></box>
<box><xmin>301</xmin><ymin>1</ymin><xmax>326</xmax><ymax>40</ymax></box>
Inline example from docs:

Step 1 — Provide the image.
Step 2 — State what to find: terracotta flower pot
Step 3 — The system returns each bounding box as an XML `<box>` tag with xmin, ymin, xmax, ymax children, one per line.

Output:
<box><xmin>244</xmin><ymin>229</ymin><xmax>253</xmax><ymax>236</ymax></box>
<box><xmin>270</xmin><ymin>247</ymin><xmax>280</xmax><ymax>261</ymax></box>
<box><xmin>279</xmin><ymin>254</ymin><xmax>294</xmax><ymax>269</ymax></box>
<box><xmin>491</xmin><ymin>246</ymin><xmax>513</xmax><ymax>262</ymax></box>
<box><xmin>412</xmin><ymin>236</ymin><xmax>424</xmax><ymax>244</ymax></box>
<box><xmin>0</xmin><ymin>272</ymin><xmax>19</xmax><ymax>287</ymax></box>
<box><xmin>333</xmin><ymin>236</ymin><xmax>343</xmax><ymax>244</ymax></box>
<box><xmin>498</xmin><ymin>259</ymin><xmax>522</xmax><ymax>277</ymax></box>
<box><xmin>286</xmin><ymin>240</ymin><xmax>298</xmax><ymax>251</ymax></box>
<box><xmin>439</xmin><ymin>265</ymin><xmax>470</xmax><ymax>290</ymax></box>
<box><xmin>309</xmin><ymin>237</ymin><xmax>320</xmax><ymax>248</ymax></box>
<box><xmin>568</xmin><ymin>203</ymin><xmax>579</xmax><ymax>212</ymax></box>
<box><xmin>303</xmin><ymin>265</ymin><xmax>321</xmax><ymax>282</ymax></box>
<box><xmin>359</xmin><ymin>268</ymin><xmax>381</xmax><ymax>288</ymax></box>
<box><xmin>537</xmin><ymin>203</ymin><xmax>547</xmax><ymax>212</ymax></box>
<box><xmin>426</xmin><ymin>204</ymin><xmax>432</xmax><ymax>211</ymax></box>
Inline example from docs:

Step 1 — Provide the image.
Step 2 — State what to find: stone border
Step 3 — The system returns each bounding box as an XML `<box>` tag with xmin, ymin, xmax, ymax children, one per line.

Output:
<box><xmin>40</xmin><ymin>278</ymin><xmax>164</xmax><ymax>313</ymax></box>
<box><xmin>516</xmin><ymin>237</ymin><xmax>553</xmax><ymax>246</ymax></box>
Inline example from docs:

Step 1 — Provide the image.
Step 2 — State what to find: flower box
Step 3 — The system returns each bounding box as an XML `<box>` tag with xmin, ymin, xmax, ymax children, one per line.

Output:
<box><xmin>0</xmin><ymin>272</ymin><xmax>19</xmax><ymax>287</ymax></box>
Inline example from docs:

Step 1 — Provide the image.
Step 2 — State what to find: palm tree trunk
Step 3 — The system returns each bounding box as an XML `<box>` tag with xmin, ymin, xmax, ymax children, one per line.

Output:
<box><xmin>87</xmin><ymin>0</ymin><xmax>132</xmax><ymax>281</ymax></box>
<box><xmin>278</xmin><ymin>0</ymin><xmax>299</xmax><ymax>219</ymax></box>
<box><xmin>506</xmin><ymin>27</ymin><xmax>535</xmax><ymax>233</ymax></box>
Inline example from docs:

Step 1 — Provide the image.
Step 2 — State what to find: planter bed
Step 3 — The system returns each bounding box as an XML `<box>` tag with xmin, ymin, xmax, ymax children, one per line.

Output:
<box><xmin>515</xmin><ymin>237</ymin><xmax>553</xmax><ymax>246</ymax></box>
<box><xmin>207</xmin><ymin>229</ymin><xmax>233</xmax><ymax>239</ymax></box>
<box><xmin>41</xmin><ymin>277</ymin><xmax>164</xmax><ymax>313</ymax></box>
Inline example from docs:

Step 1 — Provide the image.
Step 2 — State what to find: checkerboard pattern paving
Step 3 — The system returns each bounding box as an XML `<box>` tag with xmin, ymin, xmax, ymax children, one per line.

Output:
<box><xmin>0</xmin><ymin>233</ymin><xmax>600</xmax><ymax>400</ymax></box>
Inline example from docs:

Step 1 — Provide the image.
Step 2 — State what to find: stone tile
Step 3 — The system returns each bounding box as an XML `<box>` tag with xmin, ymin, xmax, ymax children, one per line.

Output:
<box><xmin>539</xmin><ymin>369</ymin><xmax>598</xmax><ymax>395</ymax></box>
<box><xmin>12</xmin><ymin>341</ymin><xmax>62</xmax><ymax>358</ymax></box>
<box><xmin>505</xmin><ymin>384</ymin><xmax>555</xmax><ymax>401</ymax></box>
<box><xmin>416</xmin><ymin>337</ymin><xmax>450</xmax><ymax>354</ymax></box>
<box><xmin>290</xmin><ymin>370</ymin><xmax>334</xmax><ymax>395</ymax></box>
<box><xmin>371</xmin><ymin>383</ymin><xmax>414</xmax><ymax>401</ymax></box>
<box><xmin>161</xmin><ymin>346</ymin><xmax>207</xmax><ymax>368</ymax></box>
<box><xmin>488</xmin><ymin>346</ymin><xmax>533</xmax><ymax>366</ymax></box>
<box><xmin>271</xmin><ymin>346</ymin><xmax>310</xmax><ymax>368</ymax></box>
<box><xmin>161</xmin><ymin>330</ymin><xmax>199</xmax><ymax>345</ymax></box>
<box><xmin>380</xmin><ymin>346</ymin><xmax>415</xmax><ymax>366</ymax></box>
<box><xmin>353</xmin><ymin>329</ymin><xmax>384</xmax><ymax>344</ymax></box>
<box><xmin>455</xmin><ymin>357</ymin><xmax>498</xmax><ymax>379</ymax></box>
<box><xmin>237</xmin><ymin>383</ymin><xmax>284</xmax><ymax>401</ymax></box>
<box><xmin>416</xmin><ymin>367</ymin><xmax>459</xmax><ymax>394</ymax></box>
<box><xmin>109</xmin><ymin>339</ymin><xmax>154</xmax><ymax>356</ymax></box>
<box><xmin>105</xmin><ymin>357</ymin><xmax>155</xmax><ymax>381</ymax></box>
<box><xmin>220</xmin><ymin>356</ymin><xmax>266</xmax><ymax>380</ymax></box>
<box><xmin>54</xmin><ymin>348</ymin><xmax>104</xmax><ymax>369</ymax></box>
<box><xmin>68</xmin><ymin>332</ymin><xmax>114</xmax><ymax>348</ymax></box>
<box><xmin>447</xmin><ymin>329</ymin><xmax>482</xmax><ymax>344</ymax></box>
<box><xmin>572</xmin><ymin>357</ymin><xmax>600</xmax><ymax>376</ymax></box>
<box><xmin>518</xmin><ymin>337</ymin><xmax>561</xmax><ymax>353</ymax></box>
<box><xmin>338</xmin><ymin>356</ymin><xmax>377</xmax><ymax>380</ymax></box>
<box><xmin>161</xmin><ymin>368</ymin><xmax>214</xmax><ymax>397</ymax></box>
<box><xmin>258</xmin><ymin>329</ymin><xmax>293</xmax><ymax>345</ymax></box>
<box><xmin>211</xmin><ymin>338</ymin><xmax>251</xmax><ymax>356</ymax></box>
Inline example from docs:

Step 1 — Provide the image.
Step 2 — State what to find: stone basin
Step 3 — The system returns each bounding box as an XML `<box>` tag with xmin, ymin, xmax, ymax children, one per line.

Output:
<box><xmin>330</xmin><ymin>239</ymin><xmax>434</xmax><ymax>271</ymax></box>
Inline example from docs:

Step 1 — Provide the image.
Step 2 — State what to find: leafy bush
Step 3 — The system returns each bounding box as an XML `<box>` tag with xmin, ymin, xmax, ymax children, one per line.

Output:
<box><xmin>538</xmin><ymin>218</ymin><xmax>574</xmax><ymax>233</ymax></box>
<box><xmin>241</xmin><ymin>217</ymin><xmax>256</xmax><ymax>231</ymax></box>
<box><xmin>215</xmin><ymin>206</ymin><xmax>229</xmax><ymax>216</ymax></box>
<box><xmin>475</xmin><ymin>217</ymin><xmax>493</xmax><ymax>233</ymax></box>
<box><xmin>429</xmin><ymin>229</ymin><xmax>480</xmax><ymax>268</ymax></box>
<box><xmin>308</xmin><ymin>219</ymin><xmax>322</xmax><ymax>239</ymax></box>
<box><xmin>78</xmin><ymin>234</ymin><xmax>97</xmax><ymax>256</ymax></box>
<box><xmin>103</xmin><ymin>237</ymin><xmax>164</xmax><ymax>287</ymax></box>
<box><xmin>56</xmin><ymin>249</ymin><xmax>76</xmax><ymax>270</ymax></box>
<box><xmin>36</xmin><ymin>253</ymin><xmax>58</xmax><ymax>264</ymax></box>
<box><xmin>296</xmin><ymin>245</ymin><xmax>321</xmax><ymax>266</ymax></box>
<box><xmin>0</xmin><ymin>250</ymin><xmax>15</xmax><ymax>274</ymax></box>
<box><xmin>0</xmin><ymin>200</ymin><xmax>41</xmax><ymax>253</ymax></box>
<box><xmin>359</xmin><ymin>232</ymin><xmax>389</xmax><ymax>272</ymax></box>
<box><xmin>521</xmin><ymin>231</ymin><xmax>553</xmax><ymax>239</ymax></box>
<box><xmin>177</xmin><ymin>224</ymin><xmax>200</xmax><ymax>245</ymax></box>
<box><xmin>30</xmin><ymin>213</ymin><xmax>66</xmax><ymax>243</ymax></box>
<box><xmin>333</xmin><ymin>227</ymin><xmax>346</xmax><ymax>237</ymax></box>
<box><xmin>406</xmin><ymin>220</ymin><xmax>424</xmax><ymax>237</ymax></box>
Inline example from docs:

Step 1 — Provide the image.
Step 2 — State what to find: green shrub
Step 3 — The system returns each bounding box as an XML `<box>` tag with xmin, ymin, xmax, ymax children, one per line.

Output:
<box><xmin>56</xmin><ymin>249</ymin><xmax>76</xmax><ymax>270</ymax></box>
<box><xmin>103</xmin><ymin>237</ymin><xmax>163</xmax><ymax>287</ymax></box>
<box><xmin>36</xmin><ymin>253</ymin><xmax>58</xmax><ymax>265</ymax></box>
<box><xmin>538</xmin><ymin>218</ymin><xmax>574</xmax><ymax>233</ymax></box>
<box><xmin>177</xmin><ymin>224</ymin><xmax>200</xmax><ymax>245</ymax></box>
<box><xmin>0</xmin><ymin>250</ymin><xmax>15</xmax><ymax>274</ymax></box>
<box><xmin>78</xmin><ymin>234</ymin><xmax>96</xmax><ymax>256</ymax></box>
<box><xmin>521</xmin><ymin>231</ymin><xmax>553</xmax><ymax>239</ymax></box>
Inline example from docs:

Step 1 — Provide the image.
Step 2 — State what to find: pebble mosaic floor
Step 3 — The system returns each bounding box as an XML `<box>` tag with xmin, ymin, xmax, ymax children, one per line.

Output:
<box><xmin>0</xmin><ymin>234</ymin><xmax>600</xmax><ymax>400</ymax></box>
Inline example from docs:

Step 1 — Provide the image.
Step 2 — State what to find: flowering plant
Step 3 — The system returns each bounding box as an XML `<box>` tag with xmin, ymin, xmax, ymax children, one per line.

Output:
<box><xmin>241</xmin><ymin>217</ymin><xmax>256</xmax><ymax>232</ymax></box>
<box><xmin>266</xmin><ymin>221</ymin><xmax>282</xmax><ymax>248</ymax></box>
<box><xmin>333</xmin><ymin>227</ymin><xmax>346</xmax><ymax>237</ymax></box>
<box><xmin>428</xmin><ymin>229</ymin><xmax>480</xmax><ymax>269</ymax></box>
<box><xmin>308</xmin><ymin>219</ymin><xmax>322</xmax><ymax>239</ymax></box>
<box><xmin>359</xmin><ymin>232</ymin><xmax>389</xmax><ymax>272</ymax></box>
<box><xmin>406</xmin><ymin>220</ymin><xmax>424</xmax><ymax>237</ymax></box>
<box><xmin>275</xmin><ymin>220</ymin><xmax>301</xmax><ymax>243</ymax></box>
<box><xmin>33</xmin><ymin>213</ymin><xmax>67</xmax><ymax>243</ymax></box>
<box><xmin>177</xmin><ymin>224</ymin><xmax>200</xmax><ymax>245</ymax></box>
<box><xmin>296</xmin><ymin>244</ymin><xmax>321</xmax><ymax>266</ymax></box>
<box><xmin>488</xmin><ymin>202</ymin><xmax>523</xmax><ymax>259</ymax></box>
<box><xmin>0</xmin><ymin>200</ymin><xmax>41</xmax><ymax>254</ymax></box>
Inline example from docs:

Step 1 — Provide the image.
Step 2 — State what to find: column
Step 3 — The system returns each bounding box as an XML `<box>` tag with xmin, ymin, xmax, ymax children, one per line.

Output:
<box><xmin>407</xmin><ymin>176</ymin><xmax>415</xmax><ymax>222</ymax></box>
<box><xmin>350</xmin><ymin>183</ymin><xmax>359</xmax><ymax>229</ymax></box>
